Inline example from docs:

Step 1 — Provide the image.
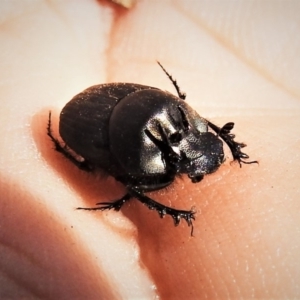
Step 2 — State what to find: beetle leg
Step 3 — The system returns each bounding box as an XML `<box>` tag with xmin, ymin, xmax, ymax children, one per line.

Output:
<box><xmin>77</xmin><ymin>193</ymin><xmax>131</xmax><ymax>212</ymax></box>
<box><xmin>177</xmin><ymin>106</ymin><xmax>190</xmax><ymax>132</ymax></box>
<box><xmin>129</xmin><ymin>188</ymin><xmax>195</xmax><ymax>236</ymax></box>
<box><xmin>145</xmin><ymin>123</ymin><xmax>181</xmax><ymax>172</ymax></box>
<box><xmin>47</xmin><ymin>112</ymin><xmax>94</xmax><ymax>172</ymax></box>
<box><xmin>157</xmin><ymin>61</ymin><xmax>186</xmax><ymax>100</ymax></box>
<box><xmin>207</xmin><ymin>120</ymin><xmax>258</xmax><ymax>167</ymax></box>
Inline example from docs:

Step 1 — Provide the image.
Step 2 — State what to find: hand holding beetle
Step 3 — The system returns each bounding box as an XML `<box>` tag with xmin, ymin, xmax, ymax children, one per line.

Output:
<box><xmin>1</xmin><ymin>1</ymin><xmax>299</xmax><ymax>299</ymax></box>
<box><xmin>48</xmin><ymin>62</ymin><xmax>257</xmax><ymax>236</ymax></box>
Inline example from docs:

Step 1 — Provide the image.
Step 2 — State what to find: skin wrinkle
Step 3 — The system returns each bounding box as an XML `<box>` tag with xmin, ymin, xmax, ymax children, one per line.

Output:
<box><xmin>0</xmin><ymin>176</ymin><xmax>117</xmax><ymax>299</ymax></box>
<box><xmin>175</xmin><ymin>0</ymin><xmax>300</xmax><ymax>100</ymax></box>
<box><xmin>0</xmin><ymin>244</ymin><xmax>45</xmax><ymax>299</ymax></box>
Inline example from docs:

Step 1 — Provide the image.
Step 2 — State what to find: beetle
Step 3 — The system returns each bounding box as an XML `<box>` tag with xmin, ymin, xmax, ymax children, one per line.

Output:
<box><xmin>47</xmin><ymin>62</ymin><xmax>257</xmax><ymax>235</ymax></box>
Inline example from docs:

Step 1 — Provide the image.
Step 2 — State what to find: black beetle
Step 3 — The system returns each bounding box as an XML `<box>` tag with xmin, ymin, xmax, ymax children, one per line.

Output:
<box><xmin>47</xmin><ymin>62</ymin><xmax>257</xmax><ymax>235</ymax></box>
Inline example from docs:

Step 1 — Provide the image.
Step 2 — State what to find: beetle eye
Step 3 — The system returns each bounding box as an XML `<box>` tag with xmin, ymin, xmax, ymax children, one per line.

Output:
<box><xmin>169</xmin><ymin>132</ymin><xmax>182</xmax><ymax>144</ymax></box>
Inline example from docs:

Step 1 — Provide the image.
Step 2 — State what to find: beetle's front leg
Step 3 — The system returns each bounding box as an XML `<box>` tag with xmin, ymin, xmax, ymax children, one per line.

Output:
<box><xmin>208</xmin><ymin>121</ymin><xmax>258</xmax><ymax>166</ymax></box>
<box><xmin>129</xmin><ymin>188</ymin><xmax>195</xmax><ymax>236</ymax></box>
<box><xmin>145</xmin><ymin>123</ymin><xmax>181</xmax><ymax>172</ymax></box>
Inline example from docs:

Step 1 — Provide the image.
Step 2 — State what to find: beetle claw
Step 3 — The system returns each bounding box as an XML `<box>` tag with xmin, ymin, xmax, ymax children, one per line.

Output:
<box><xmin>129</xmin><ymin>188</ymin><xmax>196</xmax><ymax>235</ymax></box>
<box><xmin>208</xmin><ymin>120</ymin><xmax>258</xmax><ymax>166</ymax></box>
<box><xmin>158</xmin><ymin>208</ymin><xmax>167</xmax><ymax>218</ymax></box>
<box><xmin>78</xmin><ymin>194</ymin><xmax>131</xmax><ymax>212</ymax></box>
<box><xmin>172</xmin><ymin>214</ymin><xmax>181</xmax><ymax>226</ymax></box>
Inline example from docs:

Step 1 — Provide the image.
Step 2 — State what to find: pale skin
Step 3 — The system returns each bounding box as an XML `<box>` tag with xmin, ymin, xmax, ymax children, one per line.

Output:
<box><xmin>0</xmin><ymin>1</ymin><xmax>300</xmax><ymax>299</ymax></box>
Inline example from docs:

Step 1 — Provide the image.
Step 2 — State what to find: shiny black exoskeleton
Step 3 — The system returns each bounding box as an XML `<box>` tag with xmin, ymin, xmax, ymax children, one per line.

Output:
<box><xmin>47</xmin><ymin>62</ymin><xmax>257</xmax><ymax>235</ymax></box>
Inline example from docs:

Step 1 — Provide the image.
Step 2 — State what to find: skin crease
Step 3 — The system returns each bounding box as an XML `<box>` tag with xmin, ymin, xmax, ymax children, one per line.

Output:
<box><xmin>0</xmin><ymin>0</ymin><xmax>300</xmax><ymax>299</ymax></box>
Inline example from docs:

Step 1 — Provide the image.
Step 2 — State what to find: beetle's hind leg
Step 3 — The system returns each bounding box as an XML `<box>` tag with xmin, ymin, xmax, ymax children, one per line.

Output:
<box><xmin>157</xmin><ymin>61</ymin><xmax>186</xmax><ymax>100</ymax></box>
<box><xmin>129</xmin><ymin>188</ymin><xmax>195</xmax><ymax>236</ymax></box>
<box><xmin>47</xmin><ymin>111</ymin><xmax>94</xmax><ymax>172</ymax></box>
<box><xmin>77</xmin><ymin>193</ymin><xmax>131</xmax><ymax>212</ymax></box>
<box><xmin>208</xmin><ymin>120</ymin><xmax>258</xmax><ymax>167</ymax></box>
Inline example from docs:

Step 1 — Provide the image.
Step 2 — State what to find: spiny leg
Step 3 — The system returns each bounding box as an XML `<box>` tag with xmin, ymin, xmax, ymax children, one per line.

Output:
<box><xmin>157</xmin><ymin>61</ymin><xmax>186</xmax><ymax>100</ymax></box>
<box><xmin>77</xmin><ymin>193</ymin><xmax>131</xmax><ymax>211</ymax></box>
<box><xmin>47</xmin><ymin>111</ymin><xmax>93</xmax><ymax>172</ymax></box>
<box><xmin>208</xmin><ymin>120</ymin><xmax>258</xmax><ymax>167</ymax></box>
<box><xmin>145</xmin><ymin>122</ymin><xmax>181</xmax><ymax>170</ymax></box>
<box><xmin>129</xmin><ymin>188</ymin><xmax>195</xmax><ymax>236</ymax></box>
<box><xmin>77</xmin><ymin>190</ymin><xmax>195</xmax><ymax>235</ymax></box>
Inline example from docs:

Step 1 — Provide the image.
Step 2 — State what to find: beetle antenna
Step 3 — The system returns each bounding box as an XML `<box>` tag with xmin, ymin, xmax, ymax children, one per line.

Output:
<box><xmin>157</xmin><ymin>61</ymin><xmax>186</xmax><ymax>100</ymax></box>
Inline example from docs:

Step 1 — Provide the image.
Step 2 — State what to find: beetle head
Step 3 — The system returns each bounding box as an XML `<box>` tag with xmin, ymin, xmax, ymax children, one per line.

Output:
<box><xmin>178</xmin><ymin>131</ymin><xmax>225</xmax><ymax>182</ymax></box>
<box><xmin>144</xmin><ymin>98</ymin><xmax>225</xmax><ymax>183</ymax></box>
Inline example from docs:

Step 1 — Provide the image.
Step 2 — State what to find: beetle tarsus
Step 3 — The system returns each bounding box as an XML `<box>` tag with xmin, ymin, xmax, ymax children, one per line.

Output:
<box><xmin>77</xmin><ymin>194</ymin><xmax>131</xmax><ymax>212</ymax></box>
<box><xmin>77</xmin><ymin>190</ymin><xmax>195</xmax><ymax>236</ymax></box>
<box><xmin>157</xmin><ymin>61</ymin><xmax>186</xmax><ymax>100</ymax></box>
<box><xmin>208</xmin><ymin>121</ymin><xmax>258</xmax><ymax>166</ymax></box>
<box><xmin>129</xmin><ymin>188</ymin><xmax>195</xmax><ymax>235</ymax></box>
<box><xmin>47</xmin><ymin>111</ymin><xmax>94</xmax><ymax>172</ymax></box>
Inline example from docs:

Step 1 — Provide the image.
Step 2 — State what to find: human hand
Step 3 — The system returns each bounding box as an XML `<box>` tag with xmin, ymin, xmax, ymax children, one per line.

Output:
<box><xmin>0</xmin><ymin>1</ymin><xmax>299</xmax><ymax>298</ymax></box>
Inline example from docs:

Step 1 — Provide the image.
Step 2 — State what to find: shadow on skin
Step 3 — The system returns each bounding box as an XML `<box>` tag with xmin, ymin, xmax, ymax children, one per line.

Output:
<box><xmin>32</xmin><ymin>107</ymin><xmax>253</xmax><ymax>299</ymax></box>
<box><xmin>33</xmin><ymin>108</ymin><xmax>196</xmax><ymax>237</ymax></box>
<box><xmin>0</xmin><ymin>177</ymin><xmax>115</xmax><ymax>299</ymax></box>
